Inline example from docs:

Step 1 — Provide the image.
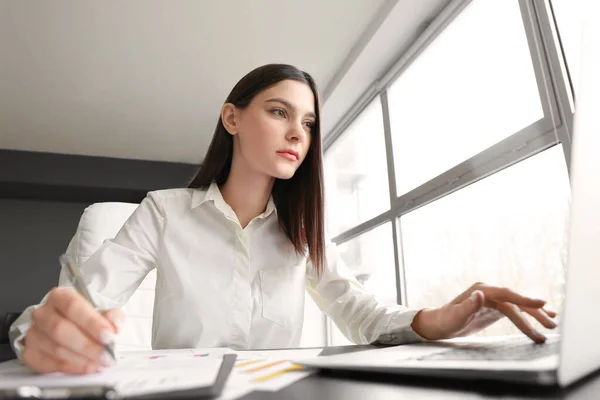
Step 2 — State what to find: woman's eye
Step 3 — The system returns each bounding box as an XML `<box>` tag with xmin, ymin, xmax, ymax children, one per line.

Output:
<box><xmin>303</xmin><ymin>121</ymin><xmax>314</xmax><ymax>130</ymax></box>
<box><xmin>272</xmin><ymin>109</ymin><xmax>286</xmax><ymax>117</ymax></box>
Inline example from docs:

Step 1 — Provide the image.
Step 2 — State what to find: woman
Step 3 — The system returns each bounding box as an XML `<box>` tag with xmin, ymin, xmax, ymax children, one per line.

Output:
<box><xmin>10</xmin><ymin>64</ymin><xmax>557</xmax><ymax>375</ymax></box>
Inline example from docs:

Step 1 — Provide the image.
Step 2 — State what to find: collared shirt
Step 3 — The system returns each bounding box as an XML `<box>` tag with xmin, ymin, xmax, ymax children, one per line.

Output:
<box><xmin>11</xmin><ymin>182</ymin><xmax>422</xmax><ymax>355</ymax></box>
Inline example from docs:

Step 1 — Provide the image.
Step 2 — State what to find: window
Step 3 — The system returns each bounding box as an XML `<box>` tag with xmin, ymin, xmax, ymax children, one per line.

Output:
<box><xmin>388</xmin><ymin>0</ymin><xmax>544</xmax><ymax>196</ymax></box>
<box><xmin>321</xmin><ymin>0</ymin><xmax>573</xmax><ymax>347</ymax></box>
<box><xmin>550</xmin><ymin>0</ymin><xmax>586</xmax><ymax>102</ymax></box>
<box><xmin>329</xmin><ymin>222</ymin><xmax>397</xmax><ymax>345</ymax></box>
<box><xmin>324</xmin><ymin>98</ymin><xmax>389</xmax><ymax>236</ymax></box>
<box><xmin>400</xmin><ymin>145</ymin><xmax>570</xmax><ymax>337</ymax></box>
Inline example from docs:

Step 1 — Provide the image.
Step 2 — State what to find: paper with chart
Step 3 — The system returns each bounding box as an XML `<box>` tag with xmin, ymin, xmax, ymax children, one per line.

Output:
<box><xmin>0</xmin><ymin>347</ymin><xmax>322</xmax><ymax>399</ymax></box>
<box><xmin>0</xmin><ymin>349</ymin><xmax>230</xmax><ymax>398</ymax></box>
<box><xmin>225</xmin><ymin>348</ymin><xmax>321</xmax><ymax>393</ymax></box>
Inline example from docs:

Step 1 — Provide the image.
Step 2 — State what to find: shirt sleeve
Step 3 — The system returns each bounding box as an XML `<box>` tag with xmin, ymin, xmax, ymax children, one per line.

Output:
<box><xmin>305</xmin><ymin>236</ymin><xmax>426</xmax><ymax>345</ymax></box>
<box><xmin>9</xmin><ymin>192</ymin><xmax>164</xmax><ymax>360</ymax></box>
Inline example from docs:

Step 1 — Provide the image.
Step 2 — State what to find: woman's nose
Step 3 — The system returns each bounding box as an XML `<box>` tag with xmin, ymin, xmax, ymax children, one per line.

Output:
<box><xmin>287</xmin><ymin>122</ymin><xmax>307</xmax><ymax>142</ymax></box>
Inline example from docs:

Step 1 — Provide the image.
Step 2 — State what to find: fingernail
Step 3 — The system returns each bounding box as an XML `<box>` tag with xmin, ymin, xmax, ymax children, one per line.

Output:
<box><xmin>99</xmin><ymin>330</ymin><xmax>115</xmax><ymax>345</ymax></box>
<box><xmin>112</xmin><ymin>316</ymin><xmax>125</xmax><ymax>332</ymax></box>
<box><xmin>98</xmin><ymin>351</ymin><xmax>116</xmax><ymax>367</ymax></box>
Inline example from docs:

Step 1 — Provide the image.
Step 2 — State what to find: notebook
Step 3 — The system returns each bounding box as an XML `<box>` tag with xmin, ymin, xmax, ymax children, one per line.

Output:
<box><xmin>0</xmin><ymin>349</ymin><xmax>236</xmax><ymax>399</ymax></box>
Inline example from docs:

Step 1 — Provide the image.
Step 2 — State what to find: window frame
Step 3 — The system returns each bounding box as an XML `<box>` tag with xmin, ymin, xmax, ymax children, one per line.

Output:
<box><xmin>322</xmin><ymin>0</ymin><xmax>575</xmax><ymax>346</ymax></box>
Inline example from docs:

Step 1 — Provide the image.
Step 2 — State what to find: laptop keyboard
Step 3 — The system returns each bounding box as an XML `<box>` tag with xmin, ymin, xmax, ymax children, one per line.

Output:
<box><xmin>414</xmin><ymin>340</ymin><xmax>559</xmax><ymax>362</ymax></box>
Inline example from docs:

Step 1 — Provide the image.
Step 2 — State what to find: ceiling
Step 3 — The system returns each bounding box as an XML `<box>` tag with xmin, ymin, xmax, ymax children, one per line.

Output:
<box><xmin>0</xmin><ymin>0</ymin><xmax>395</xmax><ymax>163</ymax></box>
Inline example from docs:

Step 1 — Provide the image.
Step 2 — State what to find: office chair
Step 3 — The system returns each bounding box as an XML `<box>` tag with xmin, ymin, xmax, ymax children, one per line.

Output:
<box><xmin>61</xmin><ymin>202</ymin><xmax>156</xmax><ymax>351</ymax></box>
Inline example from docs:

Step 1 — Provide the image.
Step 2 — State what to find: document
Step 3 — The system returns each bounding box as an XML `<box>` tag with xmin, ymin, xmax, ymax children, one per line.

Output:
<box><xmin>223</xmin><ymin>348</ymin><xmax>321</xmax><ymax>395</ymax></box>
<box><xmin>0</xmin><ymin>347</ymin><xmax>321</xmax><ymax>399</ymax></box>
<box><xmin>0</xmin><ymin>349</ymin><xmax>233</xmax><ymax>398</ymax></box>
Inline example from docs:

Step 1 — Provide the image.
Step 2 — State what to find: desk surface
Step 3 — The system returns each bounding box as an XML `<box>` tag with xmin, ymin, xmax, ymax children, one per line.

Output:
<box><xmin>239</xmin><ymin>345</ymin><xmax>600</xmax><ymax>400</ymax></box>
<box><xmin>3</xmin><ymin>344</ymin><xmax>600</xmax><ymax>399</ymax></box>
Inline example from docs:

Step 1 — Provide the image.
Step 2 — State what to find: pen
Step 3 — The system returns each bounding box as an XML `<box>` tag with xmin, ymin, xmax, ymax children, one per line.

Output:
<box><xmin>59</xmin><ymin>254</ymin><xmax>116</xmax><ymax>362</ymax></box>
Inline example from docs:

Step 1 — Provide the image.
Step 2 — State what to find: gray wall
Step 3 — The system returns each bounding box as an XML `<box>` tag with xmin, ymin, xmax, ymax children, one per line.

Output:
<box><xmin>0</xmin><ymin>199</ymin><xmax>89</xmax><ymax>315</ymax></box>
<box><xmin>0</xmin><ymin>149</ymin><xmax>197</xmax><ymax>319</ymax></box>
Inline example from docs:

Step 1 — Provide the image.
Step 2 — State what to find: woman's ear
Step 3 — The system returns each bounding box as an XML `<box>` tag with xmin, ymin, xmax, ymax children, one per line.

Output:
<box><xmin>221</xmin><ymin>103</ymin><xmax>239</xmax><ymax>135</ymax></box>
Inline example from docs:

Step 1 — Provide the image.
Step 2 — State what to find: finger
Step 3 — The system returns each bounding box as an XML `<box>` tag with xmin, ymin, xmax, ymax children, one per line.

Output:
<box><xmin>449</xmin><ymin>282</ymin><xmax>485</xmax><ymax>305</ymax></box>
<box><xmin>23</xmin><ymin>344</ymin><xmax>94</xmax><ymax>375</ymax></box>
<box><xmin>30</xmin><ymin>305</ymin><xmax>113</xmax><ymax>367</ymax></box>
<box><xmin>486</xmin><ymin>287</ymin><xmax>546</xmax><ymax>308</ymax></box>
<box><xmin>46</xmin><ymin>288</ymin><xmax>116</xmax><ymax>345</ymax></box>
<box><xmin>521</xmin><ymin>307</ymin><xmax>558</xmax><ymax>329</ymax></box>
<box><xmin>543</xmin><ymin>308</ymin><xmax>557</xmax><ymax>318</ymax></box>
<box><xmin>496</xmin><ymin>302</ymin><xmax>546</xmax><ymax>343</ymax></box>
<box><xmin>100</xmin><ymin>309</ymin><xmax>125</xmax><ymax>333</ymax></box>
<box><xmin>25</xmin><ymin>328</ymin><xmax>100</xmax><ymax>374</ymax></box>
<box><xmin>453</xmin><ymin>290</ymin><xmax>485</xmax><ymax>328</ymax></box>
<box><xmin>23</xmin><ymin>331</ymin><xmax>100</xmax><ymax>375</ymax></box>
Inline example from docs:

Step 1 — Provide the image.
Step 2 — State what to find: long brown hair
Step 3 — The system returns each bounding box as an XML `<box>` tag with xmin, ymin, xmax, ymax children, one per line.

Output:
<box><xmin>188</xmin><ymin>64</ymin><xmax>325</xmax><ymax>276</ymax></box>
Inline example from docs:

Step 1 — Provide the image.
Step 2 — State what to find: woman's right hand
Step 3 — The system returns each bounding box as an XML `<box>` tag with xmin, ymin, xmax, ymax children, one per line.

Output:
<box><xmin>22</xmin><ymin>287</ymin><xmax>124</xmax><ymax>375</ymax></box>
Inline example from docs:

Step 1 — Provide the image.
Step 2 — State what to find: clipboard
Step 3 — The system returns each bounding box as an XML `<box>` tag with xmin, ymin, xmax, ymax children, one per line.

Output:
<box><xmin>0</xmin><ymin>354</ymin><xmax>237</xmax><ymax>400</ymax></box>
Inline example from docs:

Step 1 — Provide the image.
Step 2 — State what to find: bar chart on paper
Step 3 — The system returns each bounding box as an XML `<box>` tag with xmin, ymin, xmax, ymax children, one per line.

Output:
<box><xmin>230</xmin><ymin>349</ymin><xmax>321</xmax><ymax>391</ymax></box>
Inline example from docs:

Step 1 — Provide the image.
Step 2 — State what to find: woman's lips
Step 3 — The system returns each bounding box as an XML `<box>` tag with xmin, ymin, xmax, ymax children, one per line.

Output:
<box><xmin>277</xmin><ymin>151</ymin><xmax>298</xmax><ymax>161</ymax></box>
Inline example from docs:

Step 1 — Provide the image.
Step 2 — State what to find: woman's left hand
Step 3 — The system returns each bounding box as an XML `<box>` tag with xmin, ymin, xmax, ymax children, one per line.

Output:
<box><xmin>410</xmin><ymin>282</ymin><xmax>558</xmax><ymax>343</ymax></box>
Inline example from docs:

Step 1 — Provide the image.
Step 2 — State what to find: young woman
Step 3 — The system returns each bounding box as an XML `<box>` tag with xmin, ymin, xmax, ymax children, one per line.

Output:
<box><xmin>10</xmin><ymin>64</ymin><xmax>557</xmax><ymax>374</ymax></box>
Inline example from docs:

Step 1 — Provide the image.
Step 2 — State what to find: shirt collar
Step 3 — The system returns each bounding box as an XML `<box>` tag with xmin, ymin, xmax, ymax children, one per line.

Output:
<box><xmin>191</xmin><ymin>182</ymin><xmax>277</xmax><ymax>220</ymax></box>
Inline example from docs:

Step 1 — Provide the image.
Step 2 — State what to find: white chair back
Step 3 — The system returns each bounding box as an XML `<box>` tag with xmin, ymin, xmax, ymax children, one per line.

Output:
<box><xmin>63</xmin><ymin>202</ymin><xmax>156</xmax><ymax>351</ymax></box>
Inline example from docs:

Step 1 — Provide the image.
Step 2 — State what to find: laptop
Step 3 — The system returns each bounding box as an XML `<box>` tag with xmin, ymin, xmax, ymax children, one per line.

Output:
<box><xmin>296</xmin><ymin>18</ymin><xmax>600</xmax><ymax>388</ymax></box>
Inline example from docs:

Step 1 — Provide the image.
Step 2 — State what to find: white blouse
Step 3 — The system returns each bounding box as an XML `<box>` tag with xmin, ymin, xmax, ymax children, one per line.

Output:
<box><xmin>11</xmin><ymin>182</ymin><xmax>423</xmax><ymax>356</ymax></box>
